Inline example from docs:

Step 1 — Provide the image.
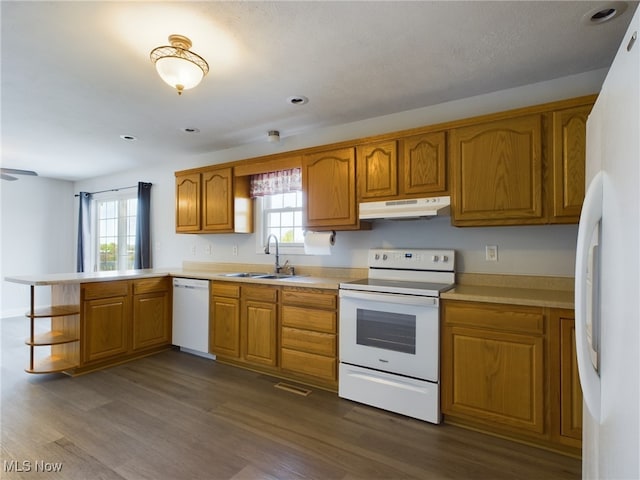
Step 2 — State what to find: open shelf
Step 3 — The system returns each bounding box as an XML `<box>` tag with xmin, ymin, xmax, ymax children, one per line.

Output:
<box><xmin>25</xmin><ymin>355</ymin><xmax>77</xmax><ymax>374</ymax></box>
<box><xmin>25</xmin><ymin>331</ymin><xmax>80</xmax><ymax>346</ymax></box>
<box><xmin>25</xmin><ymin>305</ymin><xmax>80</xmax><ymax>318</ymax></box>
<box><xmin>24</xmin><ymin>285</ymin><xmax>80</xmax><ymax>374</ymax></box>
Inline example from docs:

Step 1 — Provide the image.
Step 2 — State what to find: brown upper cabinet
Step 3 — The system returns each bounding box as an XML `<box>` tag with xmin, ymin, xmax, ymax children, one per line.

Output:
<box><xmin>175</xmin><ymin>172</ymin><xmax>200</xmax><ymax>232</ymax></box>
<box><xmin>175</xmin><ymin>166</ymin><xmax>252</xmax><ymax>233</ymax></box>
<box><xmin>303</xmin><ymin>147</ymin><xmax>365</xmax><ymax>230</ymax></box>
<box><xmin>176</xmin><ymin>95</ymin><xmax>594</xmax><ymax>231</ymax></box>
<box><xmin>449</xmin><ymin>114</ymin><xmax>544</xmax><ymax>226</ymax></box>
<box><xmin>449</xmin><ymin>98</ymin><xmax>593</xmax><ymax>226</ymax></box>
<box><xmin>550</xmin><ymin>105</ymin><xmax>590</xmax><ymax>223</ymax></box>
<box><xmin>401</xmin><ymin>131</ymin><xmax>447</xmax><ymax>196</ymax></box>
<box><xmin>357</xmin><ymin>132</ymin><xmax>447</xmax><ymax>202</ymax></box>
<box><xmin>357</xmin><ymin>140</ymin><xmax>398</xmax><ymax>200</ymax></box>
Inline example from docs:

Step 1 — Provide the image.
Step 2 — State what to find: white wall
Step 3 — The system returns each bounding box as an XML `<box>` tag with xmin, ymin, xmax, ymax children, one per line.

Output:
<box><xmin>0</xmin><ymin>175</ymin><xmax>75</xmax><ymax>317</ymax></box>
<box><xmin>1</xmin><ymin>70</ymin><xmax>604</xmax><ymax>316</ymax></box>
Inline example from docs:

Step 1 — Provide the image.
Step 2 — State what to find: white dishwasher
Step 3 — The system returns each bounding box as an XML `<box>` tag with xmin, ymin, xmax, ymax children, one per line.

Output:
<box><xmin>172</xmin><ymin>277</ymin><xmax>215</xmax><ymax>359</ymax></box>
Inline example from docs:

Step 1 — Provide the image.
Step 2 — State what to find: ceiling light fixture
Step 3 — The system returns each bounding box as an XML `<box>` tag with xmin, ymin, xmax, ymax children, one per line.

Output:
<box><xmin>287</xmin><ymin>95</ymin><xmax>309</xmax><ymax>106</ymax></box>
<box><xmin>582</xmin><ymin>2</ymin><xmax>628</xmax><ymax>25</ymax></box>
<box><xmin>150</xmin><ymin>35</ymin><xmax>209</xmax><ymax>95</ymax></box>
<box><xmin>267</xmin><ymin>130</ymin><xmax>280</xmax><ymax>143</ymax></box>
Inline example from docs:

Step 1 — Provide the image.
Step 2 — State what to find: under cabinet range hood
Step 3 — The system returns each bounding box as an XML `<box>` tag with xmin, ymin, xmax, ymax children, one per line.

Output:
<box><xmin>358</xmin><ymin>196</ymin><xmax>450</xmax><ymax>220</ymax></box>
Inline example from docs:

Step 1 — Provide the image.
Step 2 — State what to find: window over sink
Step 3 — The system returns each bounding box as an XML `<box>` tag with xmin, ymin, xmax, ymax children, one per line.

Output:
<box><xmin>255</xmin><ymin>191</ymin><xmax>304</xmax><ymax>255</ymax></box>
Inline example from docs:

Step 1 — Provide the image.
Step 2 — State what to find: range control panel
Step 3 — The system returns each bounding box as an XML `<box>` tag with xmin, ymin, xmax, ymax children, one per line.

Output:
<box><xmin>368</xmin><ymin>248</ymin><xmax>455</xmax><ymax>272</ymax></box>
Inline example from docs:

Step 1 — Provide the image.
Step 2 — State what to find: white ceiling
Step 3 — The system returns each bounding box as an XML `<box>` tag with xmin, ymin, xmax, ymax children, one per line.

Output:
<box><xmin>1</xmin><ymin>1</ymin><xmax>637</xmax><ymax>182</ymax></box>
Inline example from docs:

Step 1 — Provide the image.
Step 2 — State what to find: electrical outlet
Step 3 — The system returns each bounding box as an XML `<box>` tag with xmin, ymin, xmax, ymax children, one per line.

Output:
<box><xmin>233</xmin><ymin>245</ymin><xmax>238</xmax><ymax>256</ymax></box>
<box><xmin>204</xmin><ymin>244</ymin><xmax>212</xmax><ymax>255</ymax></box>
<box><xmin>190</xmin><ymin>245</ymin><xmax>196</xmax><ymax>256</ymax></box>
<box><xmin>485</xmin><ymin>245</ymin><xmax>498</xmax><ymax>261</ymax></box>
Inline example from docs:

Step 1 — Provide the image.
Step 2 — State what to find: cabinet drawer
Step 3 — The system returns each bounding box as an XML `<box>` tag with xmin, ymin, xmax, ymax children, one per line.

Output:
<box><xmin>243</xmin><ymin>285</ymin><xmax>278</xmax><ymax>303</ymax></box>
<box><xmin>211</xmin><ymin>282</ymin><xmax>240</xmax><ymax>298</ymax></box>
<box><xmin>282</xmin><ymin>289</ymin><xmax>336</xmax><ymax>309</ymax></box>
<box><xmin>282</xmin><ymin>305</ymin><xmax>336</xmax><ymax>333</ymax></box>
<box><xmin>443</xmin><ymin>301</ymin><xmax>544</xmax><ymax>335</ymax></box>
<box><xmin>282</xmin><ymin>327</ymin><xmax>336</xmax><ymax>356</ymax></box>
<box><xmin>133</xmin><ymin>277</ymin><xmax>170</xmax><ymax>295</ymax></box>
<box><xmin>281</xmin><ymin>348</ymin><xmax>337</xmax><ymax>381</ymax></box>
<box><xmin>82</xmin><ymin>280</ymin><xmax>129</xmax><ymax>300</ymax></box>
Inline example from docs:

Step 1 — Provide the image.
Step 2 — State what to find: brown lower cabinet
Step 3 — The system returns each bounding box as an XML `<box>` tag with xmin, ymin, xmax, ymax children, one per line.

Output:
<box><xmin>210</xmin><ymin>282</ymin><xmax>280</xmax><ymax>373</ymax></box>
<box><xmin>441</xmin><ymin>300</ymin><xmax>582</xmax><ymax>456</ymax></box>
<box><xmin>280</xmin><ymin>287</ymin><xmax>338</xmax><ymax>390</ymax></box>
<box><xmin>79</xmin><ymin>278</ymin><xmax>172</xmax><ymax>373</ymax></box>
<box><xmin>132</xmin><ymin>278</ymin><xmax>172</xmax><ymax>352</ymax></box>
<box><xmin>242</xmin><ymin>285</ymin><xmax>278</xmax><ymax>367</ymax></box>
<box><xmin>209</xmin><ymin>282</ymin><xmax>338</xmax><ymax>390</ymax></box>
<box><xmin>209</xmin><ymin>282</ymin><xmax>241</xmax><ymax>358</ymax></box>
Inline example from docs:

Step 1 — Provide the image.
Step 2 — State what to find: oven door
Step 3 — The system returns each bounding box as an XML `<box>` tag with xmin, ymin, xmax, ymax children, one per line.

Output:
<box><xmin>339</xmin><ymin>289</ymin><xmax>439</xmax><ymax>382</ymax></box>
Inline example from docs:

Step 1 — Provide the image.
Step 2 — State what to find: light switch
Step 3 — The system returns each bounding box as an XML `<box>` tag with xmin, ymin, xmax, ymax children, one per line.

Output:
<box><xmin>485</xmin><ymin>245</ymin><xmax>498</xmax><ymax>261</ymax></box>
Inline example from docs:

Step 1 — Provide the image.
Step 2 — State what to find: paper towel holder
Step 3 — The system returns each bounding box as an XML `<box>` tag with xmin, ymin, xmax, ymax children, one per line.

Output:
<box><xmin>303</xmin><ymin>230</ymin><xmax>336</xmax><ymax>255</ymax></box>
<box><xmin>304</xmin><ymin>230</ymin><xmax>336</xmax><ymax>243</ymax></box>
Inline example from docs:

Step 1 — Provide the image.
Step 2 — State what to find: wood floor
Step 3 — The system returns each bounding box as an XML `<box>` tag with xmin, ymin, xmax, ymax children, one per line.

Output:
<box><xmin>1</xmin><ymin>315</ymin><xmax>581</xmax><ymax>479</ymax></box>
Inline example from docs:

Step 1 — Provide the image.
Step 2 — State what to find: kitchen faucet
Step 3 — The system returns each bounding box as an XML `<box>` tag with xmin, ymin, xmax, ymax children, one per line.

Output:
<box><xmin>264</xmin><ymin>234</ymin><xmax>281</xmax><ymax>273</ymax></box>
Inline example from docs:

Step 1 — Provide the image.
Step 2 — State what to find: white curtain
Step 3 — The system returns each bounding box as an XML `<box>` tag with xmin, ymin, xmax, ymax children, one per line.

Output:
<box><xmin>250</xmin><ymin>168</ymin><xmax>301</xmax><ymax>197</ymax></box>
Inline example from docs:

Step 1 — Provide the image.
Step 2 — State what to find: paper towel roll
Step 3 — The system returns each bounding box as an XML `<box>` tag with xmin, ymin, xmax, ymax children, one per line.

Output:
<box><xmin>304</xmin><ymin>231</ymin><xmax>335</xmax><ymax>255</ymax></box>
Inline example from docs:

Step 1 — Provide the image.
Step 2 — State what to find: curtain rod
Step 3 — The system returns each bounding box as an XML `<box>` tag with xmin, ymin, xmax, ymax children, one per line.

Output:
<box><xmin>74</xmin><ymin>183</ymin><xmax>151</xmax><ymax>197</ymax></box>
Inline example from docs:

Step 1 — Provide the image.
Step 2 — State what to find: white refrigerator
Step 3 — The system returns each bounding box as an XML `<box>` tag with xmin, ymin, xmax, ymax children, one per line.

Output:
<box><xmin>575</xmin><ymin>7</ymin><xmax>640</xmax><ymax>479</ymax></box>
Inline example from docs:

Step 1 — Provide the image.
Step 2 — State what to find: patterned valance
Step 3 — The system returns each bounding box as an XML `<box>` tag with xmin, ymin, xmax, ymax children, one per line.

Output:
<box><xmin>250</xmin><ymin>168</ymin><xmax>302</xmax><ymax>197</ymax></box>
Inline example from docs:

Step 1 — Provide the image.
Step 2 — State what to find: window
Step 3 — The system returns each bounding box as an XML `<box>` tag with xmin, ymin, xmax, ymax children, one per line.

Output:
<box><xmin>263</xmin><ymin>191</ymin><xmax>304</xmax><ymax>244</ymax></box>
<box><xmin>256</xmin><ymin>191</ymin><xmax>305</xmax><ymax>254</ymax></box>
<box><xmin>95</xmin><ymin>194</ymin><xmax>137</xmax><ymax>271</ymax></box>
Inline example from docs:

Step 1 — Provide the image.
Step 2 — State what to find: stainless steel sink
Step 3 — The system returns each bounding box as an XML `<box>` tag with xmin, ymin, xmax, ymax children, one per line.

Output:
<box><xmin>220</xmin><ymin>272</ymin><xmax>271</xmax><ymax>278</ymax></box>
<box><xmin>255</xmin><ymin>273</ymin><xmax>300</xmax><ymax>279</ymax></box>
<box><xmin>220</xmin><ymin>272</ymin><xmax>304</xmax><ymax>280</ymax></box>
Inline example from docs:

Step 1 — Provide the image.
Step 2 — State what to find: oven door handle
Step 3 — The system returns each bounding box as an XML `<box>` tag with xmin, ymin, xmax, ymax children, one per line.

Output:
<box><xmin>339</xmin><ymin>289</ymin><xmax>439</xmax><ymax>307</ymax></box>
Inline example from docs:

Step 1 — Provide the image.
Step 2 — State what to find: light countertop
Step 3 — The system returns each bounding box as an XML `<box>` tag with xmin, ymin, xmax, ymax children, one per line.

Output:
<box><xmin>5</xmin><ymin>267</ymin><xmax>574</xmax><ymax>307</ymax></box>
<box><xmin>441</xmin><ymin>285</ymin><xmax>574</xmax><ymax>309</ymax></box>
<box><xmin>4</xmin><ymin>267</ymin><xmax>347</xmax><ymax>291</ymax></box>
<box><xmin>442</xmin><ymin>272</ymin><xmax>574</xmax><ymax>309</ymax></box>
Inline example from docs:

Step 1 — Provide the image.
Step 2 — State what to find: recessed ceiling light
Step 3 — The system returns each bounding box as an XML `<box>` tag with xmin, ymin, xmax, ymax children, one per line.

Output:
<box><xmin>120</xmin><ymin>134</ymin><xmax>137</xmax><ymax>141</ymax></box>
<box><xmin>583</xmin><ymin>2</ymin><xmax>628</xmax><ymax>25</ymax></box>
<box><xmin>287</xmin><ymin>95</ymin><xmax>309</xmax><ymax>106</ymax></box>
<box><xmin>182</xmin><ymin>127</ymin><xmax>200</xmax><ymax>133</ymax></box>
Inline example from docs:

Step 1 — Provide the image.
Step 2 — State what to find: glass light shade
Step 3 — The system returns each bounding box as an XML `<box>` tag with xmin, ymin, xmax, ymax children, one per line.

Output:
<box><xmin>150</xmin><ymin>35</ymin><xmax>209</xmax><ymax>94</ymax></box>
<box><xmin>155</xmin><ymin>56</ymin><xmax>205</xmax><ymax>91</ymax></box>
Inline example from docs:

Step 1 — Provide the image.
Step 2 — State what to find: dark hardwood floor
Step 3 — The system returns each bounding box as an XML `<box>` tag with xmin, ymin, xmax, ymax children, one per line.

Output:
<box><xmin>1</xmin><ymin>315</ymin><xmax>581</xmax><ymax>479</ymax></box>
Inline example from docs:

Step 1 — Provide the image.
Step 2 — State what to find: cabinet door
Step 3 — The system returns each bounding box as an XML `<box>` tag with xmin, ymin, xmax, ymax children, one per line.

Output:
<box><xmin>303</xmin><ymin>147</ymin><xmax>358</xmax><ymax>229</ymax></box>
<box><xmin>132</xmin><ymin>290</ymin><xmax>171</xmax><ymax>351</ymax></box>
<box><xmin>202</xmin><ymin>167</ymin><xmax>233</xmax><ymax>232</ymax></box>
<box><xmin>442</xmin><ymin>301</ymin><xmax>545</xmax><ymax>435</ymax></box>
<box><xmin>210</xmin><ymin>295</ymin><xmax>240</xmax><ymax>358</ymax></box>
<box><xmin>549</xmin><ymin>309</ymin><xmax>583</xmax><ymax>447</ymax></box>
<box><xmin>550</xmin><ymin>105</ymin><xmax>590</xmax><ymax>222</ymax></box>
<box><xmin>82</xmin><ymin>295</ymin><xmax>130</xmax><ymax>364</ymax></box>
<box><xmin>560</xmin><ymin>313</ymin><xmax>583</xmax><ymax>442</ymax></box>
<box><xmin>357</xmin><ymin>140</ymin><xmax>398</xmax><ymax>200</ymax></box>
<box><xmin>400</xmin><ymin>131</ymin><xmax>447</xmax><ymax>195</ymax></box>
<box><xmin>243</xmin><ymin>300</ymin><xmax>277</xmax><ymax>367</ymax></box>
<box><xmin>449</xmin><ymin>114</ymin><xmax>543</xmax><ymax>225</ymax></box>
<box><xmin>175</xmin><ymin>173</ymin><xmax>201</xmax><ymax>232</ymax></box>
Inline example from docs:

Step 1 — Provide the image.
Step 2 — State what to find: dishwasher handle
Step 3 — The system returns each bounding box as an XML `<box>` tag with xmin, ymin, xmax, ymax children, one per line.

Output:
<box><xmin>173</xmin><ymin>278</ymin><xmax>210</xmax><ymax>290</ymax></box>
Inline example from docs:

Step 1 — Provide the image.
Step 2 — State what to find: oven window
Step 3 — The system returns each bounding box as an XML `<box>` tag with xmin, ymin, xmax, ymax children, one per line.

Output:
<box><xmin>356</xmin><ymin>309</ymin><xmax>416</xmax><ymax>354</ymax></box>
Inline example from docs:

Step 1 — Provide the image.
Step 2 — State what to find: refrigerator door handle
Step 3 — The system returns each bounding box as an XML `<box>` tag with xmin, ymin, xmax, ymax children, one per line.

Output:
<box><xmin>575</xmin><ymin>171</ymin><xmax>603</xmax><ymax>422</ymax></box>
